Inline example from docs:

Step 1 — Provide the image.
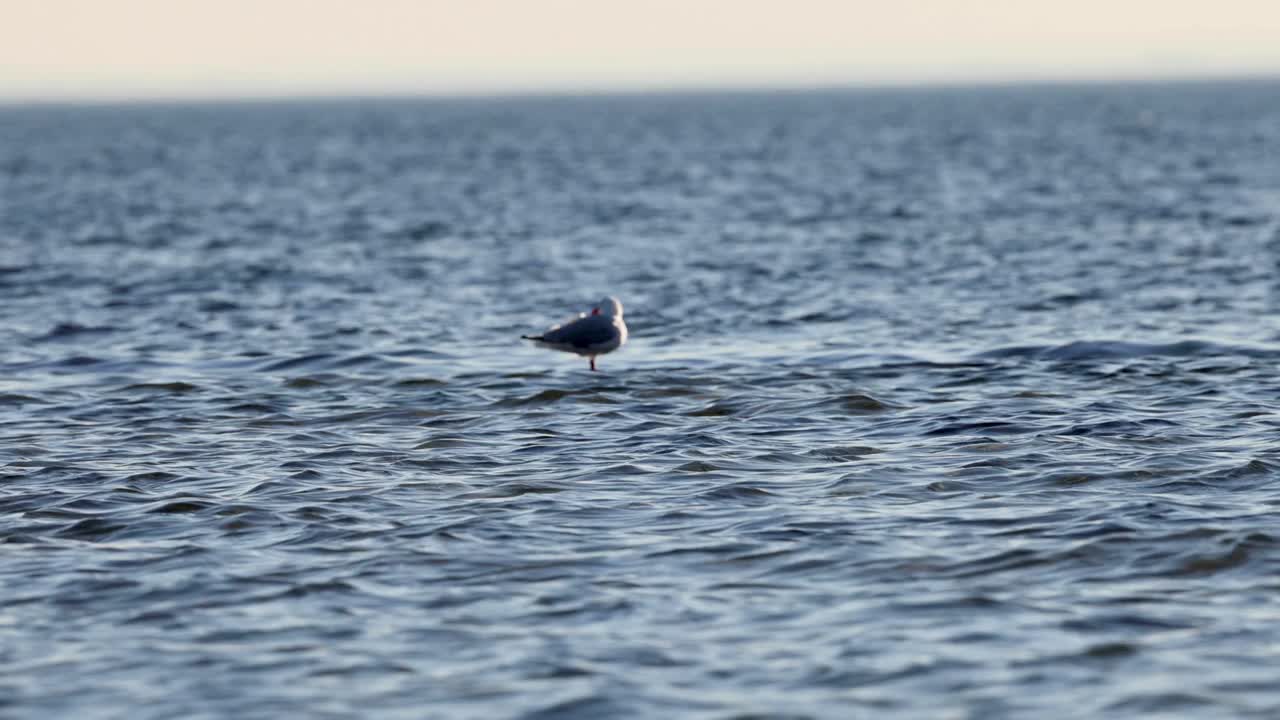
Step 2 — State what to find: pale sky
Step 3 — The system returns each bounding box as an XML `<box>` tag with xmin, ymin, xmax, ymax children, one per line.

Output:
<box><xmin>3</xmin><ymin>0</ymin><xmax>1280</xmax><ymax>100</ymax></box>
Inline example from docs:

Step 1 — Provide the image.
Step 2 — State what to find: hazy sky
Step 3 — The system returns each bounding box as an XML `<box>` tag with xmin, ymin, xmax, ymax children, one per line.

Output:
<box><xmin>3</xmin><ymin>0</ymin><xmax>1280</xmax><ymax>100</ymax></box>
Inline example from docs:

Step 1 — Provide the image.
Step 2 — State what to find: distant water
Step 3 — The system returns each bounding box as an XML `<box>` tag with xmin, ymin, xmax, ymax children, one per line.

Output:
<box><xmin>3</xmin><ymin>81</ymin><xmax>1280</xmax><ymax>718</ymax></box>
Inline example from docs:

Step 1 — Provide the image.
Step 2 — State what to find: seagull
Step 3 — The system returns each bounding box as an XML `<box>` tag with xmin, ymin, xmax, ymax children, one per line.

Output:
<box><xmin>521</xmin><ymin>296</ymin><xmax>628</xmax><ymax>371</ymax></box>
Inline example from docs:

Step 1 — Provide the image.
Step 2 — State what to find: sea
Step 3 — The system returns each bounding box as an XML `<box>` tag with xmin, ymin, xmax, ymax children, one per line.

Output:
<box><xmin>2</xmin><ymin>79</ymin><xmax>1280</xmax><ymax>719</ymax></box>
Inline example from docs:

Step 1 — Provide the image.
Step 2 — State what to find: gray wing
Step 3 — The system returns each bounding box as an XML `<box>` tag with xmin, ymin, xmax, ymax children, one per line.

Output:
<box><xmin>542</xmin><ymin>315</ymin><xmax>616</xmax><ymax>348</ymax></box>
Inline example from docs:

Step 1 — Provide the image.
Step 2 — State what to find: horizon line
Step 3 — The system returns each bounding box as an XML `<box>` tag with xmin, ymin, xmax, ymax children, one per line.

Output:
<box><xmin>3</xmin><ymin>69</ymin><xmax>1279</xmax><ymax>108</ymax></box>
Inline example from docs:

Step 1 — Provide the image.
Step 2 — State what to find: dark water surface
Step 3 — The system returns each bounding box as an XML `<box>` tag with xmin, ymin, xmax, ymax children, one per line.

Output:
<box><xmin>3</xmin><ymin>81</ymin><xmax>1280</xmax><ymax>718</ymax></box>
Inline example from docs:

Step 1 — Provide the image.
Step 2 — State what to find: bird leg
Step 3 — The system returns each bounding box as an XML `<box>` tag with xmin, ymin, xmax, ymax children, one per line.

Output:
<box><xmin>590</xmin><ymin>357</ymin><xmax>597</xmax><ymax>371</ymax></box>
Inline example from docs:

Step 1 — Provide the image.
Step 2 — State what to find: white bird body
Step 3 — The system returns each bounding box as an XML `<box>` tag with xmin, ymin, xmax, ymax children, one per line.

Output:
<box><xmin>522</xmin><ymin>297</ymin><xmax>628</xmax><ymax>371</ymax></box>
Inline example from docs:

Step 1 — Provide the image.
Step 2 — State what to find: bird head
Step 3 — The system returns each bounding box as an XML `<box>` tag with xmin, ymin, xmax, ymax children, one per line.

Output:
<box><xmin>597</xmin><ymin>297</ymin><xmax>623</xmax><ymax>317</ymax></box>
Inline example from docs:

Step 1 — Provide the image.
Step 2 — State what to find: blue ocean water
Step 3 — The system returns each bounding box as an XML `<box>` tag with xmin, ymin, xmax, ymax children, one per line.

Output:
<box><xmin>2</xmin><ymin>80</ymin><xmax>1280</xmax><ymax>718</ymax></box>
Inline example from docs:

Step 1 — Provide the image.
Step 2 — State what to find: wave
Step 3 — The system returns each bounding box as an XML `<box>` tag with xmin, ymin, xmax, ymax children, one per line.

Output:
<box><xmin>976</xmin><ymin>339</ymin><xmax>1280</xmax><ymax>362</ymax></box>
